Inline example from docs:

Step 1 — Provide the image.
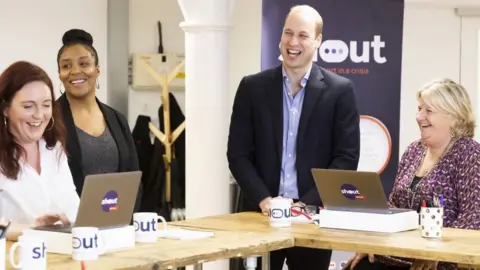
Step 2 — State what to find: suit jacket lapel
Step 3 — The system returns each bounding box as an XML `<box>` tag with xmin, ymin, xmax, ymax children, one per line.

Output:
<box><xmin>267</xmin><ymin>65</ymin><xmax>284</xmax><ymax>162</ymax></box>
<box><xmin>58</xmin><ymin>94</ymin><xmax>84</xmax><ymax>186</ymax></box>
<box><xmin>298</xmin><ymin>65</ymin><xmax>326</xmax><ymax>144</ymax></box>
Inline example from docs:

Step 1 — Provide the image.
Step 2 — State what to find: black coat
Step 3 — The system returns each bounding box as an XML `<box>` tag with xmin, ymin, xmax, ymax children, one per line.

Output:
<box><xmin>57</xmin><ymin>94</ymin><xmax>143</xmax><ymax>213</ymax></box>
<box><xmin>227</xmin><ymin>64</ymin><xmax>360</xmax><ymax>211</ymax></box>
<box><xmin>137</xmin><ymin>93</ymin><xmax>185</xmax><ymax>217</ymax></box>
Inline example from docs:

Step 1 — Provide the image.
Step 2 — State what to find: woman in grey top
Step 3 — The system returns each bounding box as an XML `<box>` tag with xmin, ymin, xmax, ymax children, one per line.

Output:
<box><xmin>56</xmin><ymin>29</ymin><xmax>143</xmax><ymax>212</ymax></box>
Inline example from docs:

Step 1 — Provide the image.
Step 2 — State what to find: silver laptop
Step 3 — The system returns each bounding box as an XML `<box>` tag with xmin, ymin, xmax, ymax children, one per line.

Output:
<box><xmin>311</xmin><ymin>168</ymin><xmax>408</xmax><ymax>214</ymax></box>
<box><xmin>35</xmin><ymin>171</ymin><xmax>142</xmax><ymax>232</ymax></box>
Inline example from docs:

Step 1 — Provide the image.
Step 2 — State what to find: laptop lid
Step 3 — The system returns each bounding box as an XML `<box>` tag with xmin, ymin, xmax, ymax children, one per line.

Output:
<box><xmin>73</xmin><ymin>171</ymin><xmax>142</xmax><ymax>228</ymax></box>
<box><xmin>311</xmin><ymin>168</ymin><xmax>390</xmax><ymax>213</ymax></box>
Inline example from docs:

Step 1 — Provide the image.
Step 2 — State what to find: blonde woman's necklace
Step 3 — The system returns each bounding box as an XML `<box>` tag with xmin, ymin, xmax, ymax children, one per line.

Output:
<box><xmin>409</xmin><ymin>138</ymin><xmax>456</xmax><ymax>209</ymax></box>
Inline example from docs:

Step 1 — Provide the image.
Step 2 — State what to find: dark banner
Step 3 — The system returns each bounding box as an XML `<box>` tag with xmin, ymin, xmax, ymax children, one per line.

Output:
<box><xmin>261</xmin><ymin>0</ymin><xmax>404</xmax><ymax>198</ymax></box>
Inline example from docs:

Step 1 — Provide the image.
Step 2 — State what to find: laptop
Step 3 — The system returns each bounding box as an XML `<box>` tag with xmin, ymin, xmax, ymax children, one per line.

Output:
<box><xmin>35</xmin><ymin>171</ymin><xmax>142</xmax><ymax>233</ymax></box>
<box><xmin>311</xmin><ymin>168</ymin><xmax>409</xmax><ymax>214</ymax></box>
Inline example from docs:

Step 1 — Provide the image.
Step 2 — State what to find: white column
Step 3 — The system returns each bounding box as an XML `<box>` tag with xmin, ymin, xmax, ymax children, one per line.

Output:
<box><xmin>178</xmin><ymin>0</ymin><xmax>234</xmax><ymax>262</ymax></box>
<box><xmin>177</xmin><ymin>1</ymin><xmax>235</xmax><ymax>268</ymax></box>
<box><xmin>178</xmin><ymin>0</ymin><xmax>235</xmax><ymax>218</ymax></box>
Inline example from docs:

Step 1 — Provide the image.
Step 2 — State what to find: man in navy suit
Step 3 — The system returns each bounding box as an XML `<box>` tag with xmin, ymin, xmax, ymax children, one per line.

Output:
<box><xmin>227</xmin><ymin>4</ymin><xmax>360</xmax><ymax>270</ymax></box>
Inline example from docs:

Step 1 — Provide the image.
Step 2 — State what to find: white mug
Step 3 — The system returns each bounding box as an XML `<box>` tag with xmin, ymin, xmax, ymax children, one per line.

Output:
<box><xmin>420</xmin><ymin>207</ymin><xmax>444</xmax><ymax>238</ymax></box>
<box><xmin>9</xmin><ymin>235</ymin><xmax>47</xmax><ymax>270</ymax></box>
<box><xmin>133</xmin><ymin>212</ymin><xmax>167</xmax><ymax>243</ymax></box>
<box><xmin>71</xmin><ymin>227</ymin><xmax>106</xmax><ymax>261</ymax></box>
<box><xmin>269</xmin><ymin>197</ymin><xmax>292</xmax><ymax>228</ymax></box>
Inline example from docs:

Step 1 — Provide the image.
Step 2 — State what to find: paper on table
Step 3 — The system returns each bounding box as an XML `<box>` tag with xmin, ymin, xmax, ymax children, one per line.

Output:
<box><xmin>157</xmin><ymin>228</ymin><xmax>215</xmax><ymax>240</ymax></box>
<box><xmin>291</xmin><ymin>214</ymin><xmax>320</xmax><ymax>224</ymax></box>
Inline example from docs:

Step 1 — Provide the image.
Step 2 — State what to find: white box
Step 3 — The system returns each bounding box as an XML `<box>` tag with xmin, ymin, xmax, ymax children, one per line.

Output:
<box><xmin>319</xmin><ymin>209</ymin><xmax>419</xmax><ymax>233</ymax></box>
<box><xmin>22</xmin><ymin>226</ymin><xmax>135</xmax><ymax>255</ymax></box>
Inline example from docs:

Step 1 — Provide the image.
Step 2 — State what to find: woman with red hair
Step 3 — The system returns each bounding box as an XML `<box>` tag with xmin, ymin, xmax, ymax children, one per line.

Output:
<box><xmin>0</xmin><ymin>61</ymin><xmax>80</xmax><ymax>240</ymax></box>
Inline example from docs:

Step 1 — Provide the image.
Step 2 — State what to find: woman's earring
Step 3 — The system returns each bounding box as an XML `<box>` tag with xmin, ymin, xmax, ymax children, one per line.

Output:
<box><xmin>450</xmin><ymin>129</ymin><xmax>456</xmax><ymax>138</ymax></box>
<box><xmin>96</xmin><ymin>79</ymin><xmax>100</xmax><ymax>89</ymax></box>
<box><xmin>3</xmin><ymin>117</ymin><xmax>6</xmax><ymax>126</ymax></box>
<box><xmin>59</xmin><ymin>83</ymin><xmax>64</xmax><ymax>94</ymax></box>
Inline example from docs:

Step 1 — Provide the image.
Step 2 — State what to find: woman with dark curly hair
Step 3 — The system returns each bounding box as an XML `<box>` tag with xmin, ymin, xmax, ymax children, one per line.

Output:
<box><xmin>56</xmin><ymin>29</ymin><xmax>143</xmax><ymax>212</ymax></box>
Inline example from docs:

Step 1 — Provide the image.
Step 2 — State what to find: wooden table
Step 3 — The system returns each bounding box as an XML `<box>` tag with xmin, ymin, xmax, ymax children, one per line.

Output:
<box><xmin>175</xmin><ymin>212</ymin><xmax>480</xmax><ymax>266</ymax></box>
<box><xmin>6</xmin><ymin>229</ymin><xmax>292</xmax><ymax>270</ymax></box>
<box><xmin>6</xmin><ymin>212</ymin><xmax>479</xmax><ymax>269</ymax></box>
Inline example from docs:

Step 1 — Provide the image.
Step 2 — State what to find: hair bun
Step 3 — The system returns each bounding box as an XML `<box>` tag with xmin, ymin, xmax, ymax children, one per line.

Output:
<box><xmin>62</xmin><ymin>29</ymin><xmax>93</xmax><ymax>46</ymax></box>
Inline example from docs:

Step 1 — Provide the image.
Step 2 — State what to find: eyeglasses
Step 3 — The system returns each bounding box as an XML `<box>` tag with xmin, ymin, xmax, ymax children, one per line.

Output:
<box><xmin>291</xmin><ymin>204</ymin><xmax>318</xmax><ymax>217</ymax></box>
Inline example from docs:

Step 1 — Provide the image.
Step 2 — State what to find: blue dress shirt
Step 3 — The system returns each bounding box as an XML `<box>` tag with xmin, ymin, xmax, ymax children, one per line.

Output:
<box><xmin>279</xmin><ymin>66</ymin><xmax>312</xmax><ymax>199</ymax></box>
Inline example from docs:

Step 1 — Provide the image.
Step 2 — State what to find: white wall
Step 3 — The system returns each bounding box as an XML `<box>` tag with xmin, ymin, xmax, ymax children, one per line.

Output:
<box><xmin>399</xmin><ymin>4</ymin><xmax>461</xmax><ymax>151</ymax></box>
<box><xmin>128</xmin><ymin>0</ymin><xmax>185</xmax><ymax>126</ymax></box>
<box><xmin>128</xmin><ymin>0</ymin><xmax>261</xmax><ymax>127</ymax></box>
<box><xmin>460</xmin><ymin>16</ymin><xmax>480</xmax><ymax>142</ymax></box>
<box><xmin>0</xmin><ymin>0</ymin><xmax>108</xmax><ymax>102</ymax></box>
<box><xmin>127</xmin><ymin>0</ymin><xmax>480</xmax><ymax>157</ymax></box>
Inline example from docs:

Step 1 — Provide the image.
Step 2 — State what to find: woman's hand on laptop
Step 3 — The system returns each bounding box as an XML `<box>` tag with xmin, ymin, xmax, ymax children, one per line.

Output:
<box><xmin>35</xmin><ymin>213</ymin><xmax>70</xmax><ymax>226</ymax></box>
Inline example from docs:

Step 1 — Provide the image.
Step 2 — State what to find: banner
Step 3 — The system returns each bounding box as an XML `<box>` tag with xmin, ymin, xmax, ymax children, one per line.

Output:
<box><xmin>262</xmin><ymin>0</ymin><xmax>404</xmax><ymax>197</ymax></box>
<box><xmin>261</xmin><ymin>0</ymin><xmax>404</xmax><ymax>268</ymax></box>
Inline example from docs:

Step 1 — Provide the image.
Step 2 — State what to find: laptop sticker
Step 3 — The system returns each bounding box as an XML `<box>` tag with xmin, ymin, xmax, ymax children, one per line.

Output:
<box><xmin>341</xmin><ymin>184</ymin><xmax>365</xmax><ymax>200</ymax></box>
<box><xmin>102</xmin><ymin>190</ymin><xmax>118</xmax><ymax>212</ymax></box>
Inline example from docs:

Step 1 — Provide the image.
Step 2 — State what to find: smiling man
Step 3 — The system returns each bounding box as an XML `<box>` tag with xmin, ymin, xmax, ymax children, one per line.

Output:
<box><xmin>227</xmin><ymin>5</ymin><xmax>360</xmax><ymax>270</ymax></box>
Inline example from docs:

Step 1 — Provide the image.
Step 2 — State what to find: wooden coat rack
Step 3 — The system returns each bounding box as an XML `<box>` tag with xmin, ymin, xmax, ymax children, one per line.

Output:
<box><xmin>139</xmin><ymin>59</ymin><xmax>185</xmax><ymax>203</ymax></box>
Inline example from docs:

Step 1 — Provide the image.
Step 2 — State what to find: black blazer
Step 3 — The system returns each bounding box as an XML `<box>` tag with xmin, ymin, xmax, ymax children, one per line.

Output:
<box><xmin>57</xmin><ymin>94</ymin><xmax>143</xmax><ymax>213</ymax></box>
<box><xmin>227</xmin><ymin>64</ymin><xmax>360</xmax><ymax>210</ymax></box>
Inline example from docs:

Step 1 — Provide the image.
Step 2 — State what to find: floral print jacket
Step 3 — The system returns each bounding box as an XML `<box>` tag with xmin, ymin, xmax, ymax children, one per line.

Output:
<box><xmin>376</xmin><ymin>137</ymin><xmax>480</xmax><ymax>269</ymax></box>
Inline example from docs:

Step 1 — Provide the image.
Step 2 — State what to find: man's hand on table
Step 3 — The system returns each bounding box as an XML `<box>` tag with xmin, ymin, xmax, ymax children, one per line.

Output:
<box><xmin>259</xmin><ymin>196</ymin><xmax>294</xmax><ymax>216</ymax></box>
<box><xmin>259</xmin><ymin>197</ymin><xmax>272</xmax><ymax>216</ymax></box>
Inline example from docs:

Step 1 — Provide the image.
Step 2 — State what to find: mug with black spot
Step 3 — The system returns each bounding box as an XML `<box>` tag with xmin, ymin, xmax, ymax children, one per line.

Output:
<box><xmin>420</xmin><ymin>207</ymin><xmax>443</xmax><ymax>238</ymax></box>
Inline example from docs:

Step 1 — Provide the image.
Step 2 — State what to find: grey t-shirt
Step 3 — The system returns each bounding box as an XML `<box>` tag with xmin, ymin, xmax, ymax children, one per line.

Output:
<box><xmin>76</xmin><ymin>126</ymin><xmax>119</xmax><ymax>176</ymax></box>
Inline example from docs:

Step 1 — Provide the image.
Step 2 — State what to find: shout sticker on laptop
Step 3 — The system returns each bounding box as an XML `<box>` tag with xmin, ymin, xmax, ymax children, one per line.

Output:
<box><xmin>102</xmin><ymin>190</ymin><xmax>118</xmax><ymax>212</ymax></box>
<box><xmin>341</xmin><ymin>184</ymin><xmax>365</xmax><ymax>200</ymax></box>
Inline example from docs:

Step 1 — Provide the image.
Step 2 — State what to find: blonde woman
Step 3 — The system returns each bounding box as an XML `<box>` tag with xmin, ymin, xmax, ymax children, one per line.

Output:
<box><xmin>346</xmin><ymin>78</ymin><xmax>480</xmax><ymax>270</ymax></box>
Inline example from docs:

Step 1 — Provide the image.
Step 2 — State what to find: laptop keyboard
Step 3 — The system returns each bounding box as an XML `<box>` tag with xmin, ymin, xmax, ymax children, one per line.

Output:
<box><xmin>326</xmin><ymin>207</ymin><xmax>413</xmax><ymax>215</ymax></box>
<box><xmin>34</xmin><ymin>224</ymin><xmax>72</xmax><ymax>233</ymax></box>
<box><xmin>388</xmin><ymin>208</ymin><xmax>412</xmax><ymax>214</ymax></box>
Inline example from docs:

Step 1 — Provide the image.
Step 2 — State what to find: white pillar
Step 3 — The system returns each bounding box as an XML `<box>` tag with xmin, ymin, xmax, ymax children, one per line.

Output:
<box><xmin>177</xmin><ymin>1</ymin><xmax>235</xmax><ymax>268</ymax></box>
<box><xmin>178</xmin><ymin>0</ymin><xmax>235</xmax><ymax>218</ymax></box>
<box><xmin>178</xmin><ymin>0</ymin><xmax>235</xmax><ymax>270</ymax></box>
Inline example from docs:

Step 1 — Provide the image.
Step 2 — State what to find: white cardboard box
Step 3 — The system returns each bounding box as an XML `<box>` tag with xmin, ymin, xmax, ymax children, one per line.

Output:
<box><xmin>22</xmin><ymin>226</ymin><xmax>135</xmax><ymax>255</ymax></box>
<box><xmin>318</xmin><ymin>209</ymin><xmax>419</xmax><ymax>233</ymax></box>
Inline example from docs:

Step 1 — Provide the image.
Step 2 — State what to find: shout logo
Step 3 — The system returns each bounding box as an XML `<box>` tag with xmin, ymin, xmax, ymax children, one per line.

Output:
<box><xmin>278</xmin><ymin>35</ymin><xmax>386</xmax><ymax>64</ymax></box>
<box><xmin>316</xmin><ymin>36</ymin><xmax>386</xmax><ymax>64</ymax></box>
<box><xmin>72</xmin><ymin>234</ymin><xmax>100</xmax><ymax>250</ymax></box>
<box><xmin>269</xmin><ymin>208</ymin><xmax>291</xmax><ymax>219</ymax></box>
<box><xmin>32</xmin><ymin>242</ymin><xmax>46</xmax><ymax>259</ymax></box>
<box><xmin>101</xmin><ymin>190</ymin><xmax>118</xmax><ymax>212</ymax></box>
<box><xmin>134</xmin><ymin>218</ymin><xmax>157</xmax><ymax>232</ymax></box>
<box><xmin>341</xmin><ymin>184</ymin><xmax>365</xmax><ymax>200</ymax></box>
